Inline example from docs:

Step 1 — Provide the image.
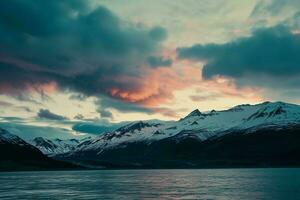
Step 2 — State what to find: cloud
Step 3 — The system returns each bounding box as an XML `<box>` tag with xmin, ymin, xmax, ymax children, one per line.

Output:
<box><xmin>0</xmin><ymin>114</ymin><xmax>120</xmax><ymax>139</ymax></box>
<box><xmin>13</xmin><ymin>92</ymin><xmax>43</xmax><ymax>105</ymax></box>
<box><xmin>0</xmin><ymin>100</ymin><xmax>33</xmax><ymax>112</ymax></box>
<box><xmin>97</xmin><ymin>108</ymin><xmax>113</xmax><ymax>119</ymax></box>
<box><xmin>250</xmin><ymin>0</ymin><xmax>300</xmax><ymax>32</ymax></box>
<box><xmin>147</xmin><ymin>56</ymin><xmax>172</xmax><ymax>68</ymax></box>
<box><xmin>151</xmin><ymin>107</ymin><xmax>188</xmax><ymax>118</ymax></box>
<box><xmin>94</xmin><ymin>65</ymin><xmax>202</xmax><ymax>116</ymax></box>
<box><xmin>0</xmin><ymin>0</ymin><xmax>210</xmax><ymax>117</ymax></box>
<box><xmin>178</xmin><ymin>25</ymin><xmax>300</xmax><ymax>91</ymax></box>
<box><xmin>252</xmin><ymin>0</ymin><xmax>300</xmax><ymax>16</ymax></box>
<box><xmin>0</xmin><ymin>100</ymin><xmax>13</xmax><ymax>107</ymax></box>
<box><xmin>107</xmin><ymin>66</ymin><xmax>202</xmax><ymax>106</ymax></box>
<box><xmin>0</xmin><ymin>0</ymin><xmax>170</xmax><ymax>107</ymax></box>
<box><xmin>96</xmin><ymin>96</ymin><xmax>152</xmax><ymax>114</ymax></box>
<box><xmin>14</xmin><ymin>106</ymin><xmax>33</xmax><ymax>113</ymax></box>
<box><xmin>0</xmin><ymin>122</ymin><xmax>80</xmax><ymax>140</ymax></box>
<box><xmin>37</xmin><ymin>109</ymin><xmax>67</xmax><ymax>121</ymax></box>
<box><xmin>72</xmin><ymin>123</ymin><xmax>119</xmax><ymax>135</ymax></box>
<box><xmin>74</xmin><ymin>114</ymin><xmax>84</xmax><ymax>120</ymax></box>
<box><xmin>69</xmin><ymin>94</ymin><xmax>88</xmax><ymax>101</ymax></box>
<box><xmin>190</xmin><ymin>93</ymin><xmax>221</xmax><ymax>102</ymax></box>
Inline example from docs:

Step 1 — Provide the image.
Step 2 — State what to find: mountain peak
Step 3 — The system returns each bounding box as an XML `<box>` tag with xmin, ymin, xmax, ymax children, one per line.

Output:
<box><xmin>116</xmin><ymin>121</ymin><xmax>152</xmax><ymax>134</ymax></box>
<box><xmin>33</xmin><ymin>137</ymin><xmax>46</xmax><ymax>141</ymax></box>
<box><xmin>184</xmin><ymin>109</ymin><xmax>202</xmax><ymax>118</ymax></box>
<box><xmin>0</xmin><ymin>128</ymin><xmax>28</xmax><ymax>145</ymax></box>
<box><xmin>259</xmin><ymin>101</ymin><xmax>287</xmax><ymax>107</ymax></box>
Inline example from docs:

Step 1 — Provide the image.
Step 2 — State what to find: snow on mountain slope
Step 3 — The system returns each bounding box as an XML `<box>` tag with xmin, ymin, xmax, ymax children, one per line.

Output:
<box><xmin>177</xmin><ymin>101</ymin><xmax>300</xmax><ymax>136</ymax></box>
<box><xmin>72</xmin><ymin>102</ymin><xmax>300</xmax><ymax>154</ymax></box>
<box><xmin>0</xmin><ymin>128</ymin><xmax>32</xmax><ymax>146</ymax></box>
<box><xmin>75</xmin><ymin>121</ymin><xmax>164</xmax><ymax>153</ymax></box>
<box><xmin>0</xmin><ymin>128</ymin><xmax>82</xmax><ymax>171</ymax></box>
<box><xmin>30</xmin><ymin>137</ymin><xmax>84</xmax><ymax>155</ymax></box>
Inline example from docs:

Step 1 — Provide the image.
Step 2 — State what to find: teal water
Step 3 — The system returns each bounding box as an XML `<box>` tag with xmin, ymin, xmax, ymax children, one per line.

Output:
<box><xmin>0</xmin><ymin>168</ymin><xmax>300</xmax><ymax>199</ymax></box>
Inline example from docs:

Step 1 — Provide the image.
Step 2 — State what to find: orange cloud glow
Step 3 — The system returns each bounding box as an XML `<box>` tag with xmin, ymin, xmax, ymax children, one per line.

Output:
<box><xmin>105</xmin><ymin>55</ymin><xmax>264</xmax><ymax>118</ymax></box>
<box><xmin>107</xmin><ymin>65</ymin><xmax>202</xmax><ymax>106</ymax></box>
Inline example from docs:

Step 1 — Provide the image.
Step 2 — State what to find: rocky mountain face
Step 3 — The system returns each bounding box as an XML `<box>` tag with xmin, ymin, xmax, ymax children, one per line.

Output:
<box><xmin>0</xmin><ymin>128</ymin><xmax>80</xmax><ymax>171</ymax></box>
<box><xmin>29</xmin><ymin>137</ymin><xmax>83</xmax><ymax>156</ymax></box>
<box><xmin>54</xmin><ymin>101</ymin><xmax>300</xmax><ymax>168</ymax></box>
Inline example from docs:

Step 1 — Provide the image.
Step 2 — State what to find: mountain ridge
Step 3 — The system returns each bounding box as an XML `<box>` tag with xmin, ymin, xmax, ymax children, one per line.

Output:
<box><xmin>0</xmin><ymin>128</ymin><xmax>81</xmax><ymax>171</ymax></box>
<box><xmin>53</xmin><ymin>101</ymin><xmax>300</xmax><ymax>168</ymax></box>
<box><xmin>3</xmin><ymin>101</ymin><xmax>300</xmax><ymax>169</ymax></box>
<box><xmin>29</xmin><ymin>137</ymin><xmax>82</xmax><ymax>156</ymax></box>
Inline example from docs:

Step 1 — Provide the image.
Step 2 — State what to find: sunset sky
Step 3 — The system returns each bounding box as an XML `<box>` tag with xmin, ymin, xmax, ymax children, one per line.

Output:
<box><xmin>0</xmin><ymin>0</ymin><xmax>300</xmax><ymax>139</ymax></box>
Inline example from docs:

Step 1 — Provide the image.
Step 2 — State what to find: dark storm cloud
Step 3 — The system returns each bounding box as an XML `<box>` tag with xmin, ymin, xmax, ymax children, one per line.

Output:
<box><xmin>96</xmin><ymin>96</ymin><xmax>153</xmax><ymax>114</ymax></box>
<box><xmin>97</xmin><ymin>108</ymin><xmax>113</xmax><ymax>119</ymax></box>
<box><xmin>0</xmin><ymin>0</ymin><xmax>167</xmax><ymax>103</ymax></box>
<box><xmin>37</xmin><ymin>109</ymin><xmax>67</xmax><ymax>120</ymax></box>
<box><xmin>148</xmin><ymin>26</ymin><xmax>167</xmax><ymax>41</ymax></box>
<box><xmin>147</xmin><ymin>56</ymin><xmax>172</xmax><ymax>68</ymax></box>
<box><xmin>72</xmin><ymin>123</ymin><xmax>118</xmax><ymax>135</ymax></box>
<box><xmin>178</xmin><ymin>25</ymin><xmax>300</xmax><ymax>89</ymax></box>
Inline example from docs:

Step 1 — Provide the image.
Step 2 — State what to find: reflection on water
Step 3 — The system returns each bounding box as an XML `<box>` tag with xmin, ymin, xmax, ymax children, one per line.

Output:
<box><xmin>1</xmin><ymin>168</ymin><xmax>300</xmax><ymax>199</ymax></box>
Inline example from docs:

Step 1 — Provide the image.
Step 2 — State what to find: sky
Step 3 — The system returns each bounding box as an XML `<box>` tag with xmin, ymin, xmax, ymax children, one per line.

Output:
<box><xmin>0</xmin><ymin>0</ymin><xmax>300</xmax><ymax>139</ymax></box>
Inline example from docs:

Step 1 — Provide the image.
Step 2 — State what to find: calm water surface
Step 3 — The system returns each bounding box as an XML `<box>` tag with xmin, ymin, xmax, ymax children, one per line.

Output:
<box><xmin>1</xmin><ymin>168</ymin><xmax>300</xmax><ymax>199</ymax></box>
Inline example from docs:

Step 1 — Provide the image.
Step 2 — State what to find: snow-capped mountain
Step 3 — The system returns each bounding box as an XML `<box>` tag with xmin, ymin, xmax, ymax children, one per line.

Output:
<box><xmin>56</xmin><ymin>102</ymin><xmax>300</xmax><ymax>167</ymax></box>
<box><xmin>71</xmin><ymin>101</ymin><xmax>300</xmax><ymax>153</ymax></box>
<box><xmin>30</xmin><ymin>137</ymin><xmax>90</xmax><ymax>155</ymax></box>
<box><xmin>0</xmin><ymin>128</ymin><xmax>33</xmax><ymax>147</ymax></box>
<box><xmin>0</xmin><ymin>128</ymin><xmax>79</xmax><ymax>171</ymax></box>
<box><xmin>3</xmin><ymin>101</ymin><xmax>299</xmax><ymax>169</ymax></box>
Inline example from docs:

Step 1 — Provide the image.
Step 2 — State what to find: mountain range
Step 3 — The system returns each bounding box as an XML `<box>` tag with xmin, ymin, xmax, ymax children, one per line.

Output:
<box><xmin>0</xmin><ymin>128</ymin><xmax>81</xmax><ymax>171</ymax></box>
<box><xmin>29</xmin><ymin>137</ymin><xmax>91</xmax><ymax>156</ymax></box>
<box><xmin>1</xmin><ymin>101</ymin><xmax>300</xmax><ymax>170</ymax></box>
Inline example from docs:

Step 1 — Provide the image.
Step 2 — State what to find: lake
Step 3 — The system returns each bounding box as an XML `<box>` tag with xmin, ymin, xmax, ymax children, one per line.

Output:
<box><xmin>1</xmin><ymin>168</ymin><xmax>300</xmax><ymax>199</ymax></box>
